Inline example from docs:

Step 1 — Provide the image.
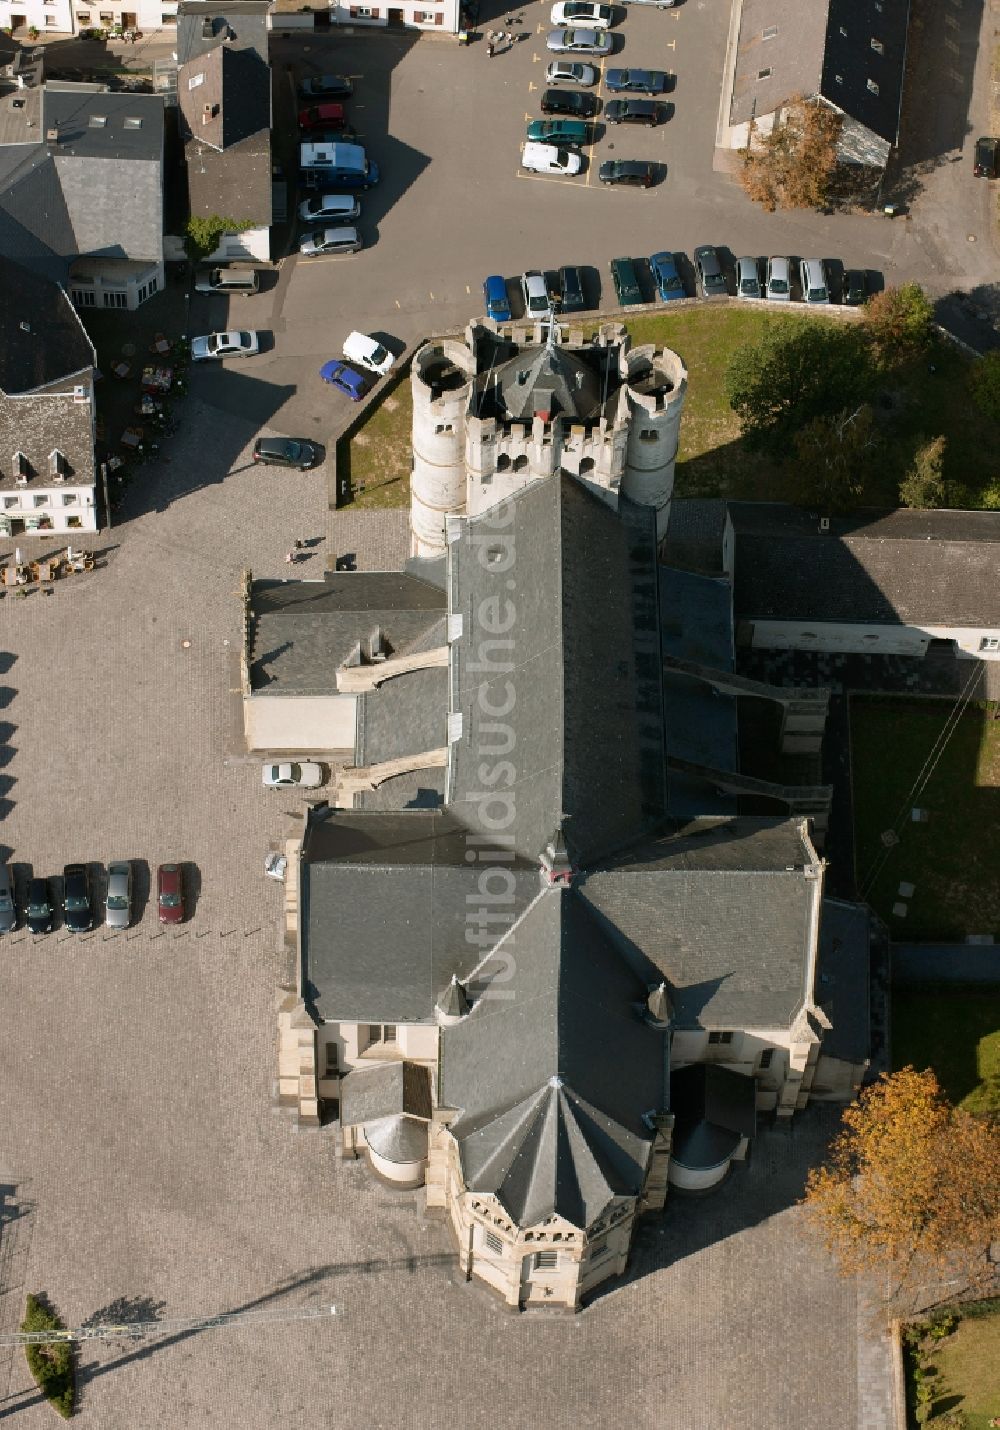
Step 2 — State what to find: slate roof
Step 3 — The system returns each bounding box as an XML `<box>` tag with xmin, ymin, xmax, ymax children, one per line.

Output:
<box><xmin>340</xmin><ymin>1060</ymin><xmax>433</xmax><ymax>1128</ymax></box>
<box><xmin>176</xmin><ymin>0</ymin><xmax>271</xmax><ymax>66</ymax></box>
<box><xmin>448</xmin><ymin>475</ymin><xmax>667</xmax><ymax>864</ymax></box>
<box><xmin>0</xmin><ymin>93</ymin><xmax>164</xmax><ymax>270</ymax></box>
<box><xmin>730</xmin><ymin>0</ymin><xmax>909</xmax><ymax>148</ymax></box>
<box><xmin>497</xmin><ymin>340</ymin><xmax>603</xmax><ymax>421</ymax></box>
<box><xmin>178</xmin><ymin>45</ymin><xmax>270</xmax><ymax>153</ymax></box>
<box><xmin>579</xmin><ymin>817</ymin><xmax>820</xmax><ymax>1029</ymax></box>
<box><xmin>0</xmin><ymin>255</ymin><xmax>93</xmax><ymax>393</ymax></box>
<box><xmin>815</xmin><ymin>899</ymin><xmax>871</xmax><ymax>1065</ymax></box>
<box><xmin>730</xmin><ymin>504</ymin><xmax>1000</xmax><ymax>627</ymax></box>
<box><xmin>356</xmin><ymin>666</ymin><xmax>448</xmax><ymax>766</ymax></box>
<box><xmin>660</xmin><ymin>498</ymin><xmax>727</xmax><ymax>575</ymax></box>
<box><xmin>248</xmin><ymin>573</ymin><xmax>445</xmax><ymax>695</ymax></box>
<box><xmin>440</xmin><ymin>888</ymin><xmax>662</xmax><ymax>1229</ymax></box>
<box><xmin>364</xmin><ymin>1116</ymin><xmax>429</xmax><ymax>1164</ymax></box>
<box><xmin>300</xmin><ymin>807</ymin><xmax>540</xmax><ymax>1023</ymax></box>
<box><xmin>670</xmin><ymin>1063</ymin><xmax>757</xmax><ymax>1170</ymax></box>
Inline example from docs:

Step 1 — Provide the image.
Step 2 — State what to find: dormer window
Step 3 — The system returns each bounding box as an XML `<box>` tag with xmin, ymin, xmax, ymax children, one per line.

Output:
<box><xmin>867</xmin><ymin>78</ymin><xmax>880</xmax><ymax>95</ymax></box>
<box><xmin>871</xmin><ymin>37</ymin><xmax>883</xmax><ymax>54</ymax></box>
<box><xmin>13</xmin><ymin>452</ymin><xmax>29</xmax><ymax>483</ymax></box>
<box><xmin>48</xmin><ymin>448</ymin><xmax>66</xmax><ymax>480</ymax></box>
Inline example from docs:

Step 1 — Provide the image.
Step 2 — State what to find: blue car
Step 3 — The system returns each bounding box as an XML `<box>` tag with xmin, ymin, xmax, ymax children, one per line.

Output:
<box><xmin>605</xmin><ymin>68</ymin><xmax>669</xmax><ymax>95</ymax></box>
<box><xmin>483</xmin><ymin>275</ymin><xmax>512</xmax><ymax>322</ymax></box>
<box><xmin>320</xmin><ymin>359</ymin><xmax>368</xmax><ymax>401</ymax></box>
<box><xmin>649</xmin><ymin>251</ymin><xmax>685</xmax><ymax>302</ymax></box>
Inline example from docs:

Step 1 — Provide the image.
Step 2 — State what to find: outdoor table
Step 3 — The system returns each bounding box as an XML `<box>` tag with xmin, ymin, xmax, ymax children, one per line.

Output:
<box><xmin>112</xmin><ymin>361</ymin><xmax>132</xmax><ymax>379</ymax></box>
<box><xmin>141</xmin><ymin>364</ymin><xmax>172</xmax><ymax>394</ymax></box>
<box><xmin>121</xmin><ymin>426</ymin><xmax>145</xmax><ymax>449</ymax></box>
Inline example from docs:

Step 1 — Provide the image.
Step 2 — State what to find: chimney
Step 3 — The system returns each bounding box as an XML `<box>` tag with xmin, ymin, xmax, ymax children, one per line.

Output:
<box><xmin>46</xmin><ymin>127</ymin><xmax>59</xmax><ymax>143</ymax></box>
<box><xmin>202</xmin><ymin>104</ymin><xmax>213</xmax><ymax>124</ymax></box>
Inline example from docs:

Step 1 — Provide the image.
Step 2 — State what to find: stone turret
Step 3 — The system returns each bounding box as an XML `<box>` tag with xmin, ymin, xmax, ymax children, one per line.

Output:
<box><xmin>619</xmin><ymin>345</ymin><xmax>687</xmax><ymax>541</ymax></box>
<box><xmin>410</xmin><ymin>339</ymin><xmax>475</xmax><ymax>560</ymax></box>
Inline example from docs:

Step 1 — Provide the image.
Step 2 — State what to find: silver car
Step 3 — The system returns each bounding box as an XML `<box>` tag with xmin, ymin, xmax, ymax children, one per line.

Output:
<box><xmin>546</xmin><ymin>27</ymin><xmax>613</xmax><ymax>55</ymax></box>
<box><xmin>766</xmin><ymin>256</ymin><xmax>791</xmax><ymax>301</ymax></box>
<box><xmin>736</xmin><ymin>256</ymin><xmax>761</xmax><ymax>299</ymax></box>
<box><xmin>799</xmin><ymin>257</ymin><xmax>830</xmax><ymax>304</ymax></box>
<box><xmin>105</xmin><ymin>861</ymin><xmax>132</xmax><ymax>929</ymax></box>
<box><xmin>545</xmin><ymin>60</ymin><xmax>598</xmax><ymax>85</ymax></box>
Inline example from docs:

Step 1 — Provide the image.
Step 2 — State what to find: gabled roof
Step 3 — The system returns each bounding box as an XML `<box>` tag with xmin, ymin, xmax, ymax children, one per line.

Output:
<box><xmin>579</xmin><ymin>817</ymin><xmax>820</xmax><ymax>1029</ymax></box>
<box><xmin>440</xmin><ymin>888</ymin><xmax>662</xmax><ymax>1229</ymax></box>
<box><xmin>670</xmin><ymin>1063</ymin><xmax>757</xmax><ymax>1170</ymax></box>
<box><xmin>178</xmin><ymin>44</ymin><xmax>270</xmax><ymax>152</ymax></box>
<box><xmin>0</xmin><ymin>255</ymin><xmax>93</xmax><ymax>393</ymax></box>
<box><xmin>497</xmin><ymin>339</ymin><xmax>603</xmax><ymax>421</ymax></box>
<box><xmin>340</xmin><ymin>1061</ymin><xmax>433</xmax><ymax>1128</ymax></box>
<box><xmin>447</xmin><ymin>474</ymin><xmax>667</xmax><ymax>864</ymax></box>
<box><xmin>730</xmin><ymin>503</ymin><xmax>1000</xmax><ymax>627</ymax></box>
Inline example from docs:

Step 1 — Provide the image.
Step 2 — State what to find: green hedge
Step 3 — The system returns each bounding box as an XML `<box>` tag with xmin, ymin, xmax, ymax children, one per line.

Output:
<box><xmin>21</xmin><ymin>1295</ymin><xmax>74</xmax><ymax>1419</ymax></box>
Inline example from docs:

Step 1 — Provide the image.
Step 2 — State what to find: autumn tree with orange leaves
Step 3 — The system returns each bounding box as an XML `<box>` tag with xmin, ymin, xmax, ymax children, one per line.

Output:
<box><xmin>803</xmin><ymin>1068</ymin><xmax>1000</xmax><ymax>1309</ymax></box>
<box><xmin>739</xmin><ymin>95</ymin><xmax>843</xmax><ymax>212</ymax></box>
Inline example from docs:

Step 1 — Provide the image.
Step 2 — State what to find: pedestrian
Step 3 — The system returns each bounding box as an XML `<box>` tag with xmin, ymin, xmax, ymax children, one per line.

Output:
<box><xmin>293</xmin><ymin>539</ymin><xmax>303</xmax><ymax>551</ymax></box>
<box><xmin>487</xmin><ymin>39</ymin><xmax>494</xmax><ymax>57</ymax></box>
<box><xmin>285</xmin><ymin>550</ymin><xmax>295</xmax><ymax>564</ymax></box>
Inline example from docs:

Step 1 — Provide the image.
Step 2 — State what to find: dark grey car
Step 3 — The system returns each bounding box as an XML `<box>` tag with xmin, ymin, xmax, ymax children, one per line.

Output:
<box><xmin>694</xmin><ymin>245</ymin><xmax>726</xmax><ymax>297</ymax></box>
<box><xmin>0</xmin><ymin>863</ymin><xmax>16</xmax><ymax>933</ymax></box>
<box><xmin>105</xmin><ymin>861</ymin><xmax>133</xmax><ymax>930</ymax></box>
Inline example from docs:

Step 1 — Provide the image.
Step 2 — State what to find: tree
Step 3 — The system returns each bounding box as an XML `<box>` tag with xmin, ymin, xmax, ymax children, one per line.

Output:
<box><xmin>802</xmin><ymin>1068</ymin><xmax>1000</xmax><ymax>1310</ymax></box>
<box><xmin>725</xmin><ymin>317</ymin><xmax>870</xmax><ymax>453</ymax></box>
<box><xmin>739</xmin><ymin>95</ymin><xmax>843</xmax><ymax>212</ymax></box>
<box><xmin>899</xmin><ymin>435</ymin><xmax>947</xmax><ymax>509</ymax></box>
<box><xmin>969</xmin><ymin>350</ymin><xmax>1000</xmax><ymax>423</ymax></box>
<box><xmin>791</xmin><ymin>403</ymin><xmax>879</xmax><ymax>511</ymax></box>
<box><xmin>185</xmin><ymin>214</ymin><xmax>253</xmax><ymax>263</ymax></box>
<box><xmin>862</xmin><ymin>283</ymin><xmax>934</xmax><ymax>368</ymax></box>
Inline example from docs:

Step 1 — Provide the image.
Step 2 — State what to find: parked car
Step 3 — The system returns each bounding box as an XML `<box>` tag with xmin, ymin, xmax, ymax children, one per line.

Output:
<box><xmin>298</xmin><ymin>226</ymin><xmax>362</xmax><ymax>258</ymax></box>
<box><xmin>765</xmin><ymin>255</ymin><xmax>791</xmax><ymax>301</ymax></box>
<box><xmin>320</xmin><ymin>360</ymin><xmax>368</xmax><ymax>401</ymax></box>
<box><xmin>483</xmin><ymin>275</ymin><xmax>513</xmax><ymax>322</ymax></box>
<box><xmin>558</xmin><ymin>265</ymin><xmax>587</xmax><ymax>312</ymax></box>
<box><xmin>605</xmin><ymin>67</ymin><xmax>668</xmax><ymax>93</ymax></box>
<box><xmin>298</xmin><ymin>103</ymin><xmax>348</xmax><ymax>132</ymax></box>
<box><xmin>62</xmin><ymin>863</ymin><xmax>92</xmax><ymax>933</ymax></box>
<box><xmin>599</xmin><ymin>159</ymin><xmax>656</xmax><ymax>188</ymax></box>
<box><xmin>649</xmin><ymin>250</ymin><xmax>685</xmax><ymax>302</ymax></box>
<box><xmin>298</xmin><ymin>74</ymin><xmax>354</xmax><ymax>99</ymax></box>
<box><xmin>843</xmin><ymin>268</ymin><xmax>868</xmax><ymax>306</ymax></box>
<box><xmin>522</xmin><ymin>270</ymin><xmax>551</xmax><ymax>317</ymax></box>
<box><xmin>547</xmin><ymin>28</ymin><xmax>612</xmax><ymax>55</ymax></box>
<box><xmin>526</xmin><ymin>118</ymin><xmax>592</xmax><ymax>146</ymax></box>
<box><xmin>300</xmin><ymin>142</ymin><xmax>379</xmax><ymax>191</ymax></box>
<box><xmin>973</xmin><ymin>136</ymin><xmax>999</xmax><ymax>177</ymax></box>
<box><xmin>157</xmin><ymin>863</ymin><xmax>184</xmax><ymax>924</ymax></box>
<box><xmin>544</xmin><ymin>60</ymin><xmax>597</xmax><ymax>85</ymax></box>
<box><xmin>26</xmin><ymin>877</ymin><xmax>53</xmax><ymax>935</ymax></box>
<box><xmin>262</xmin><ymin>761</ymin><xmax>324</xmax><ymax>789</ymax></box>
<box><xmin>193</xmin><ymin>265</ymin><xmax>259</xmax><ymax>295</ymax></box>
<box><xmin>799</xmin><ymin>258</ymin><xmax>830</xmax><ymax>305</ymax></box>
<box><xmin>105</xmin><ymin>860</ymin><xmax>132</xmax><ymax>930</ymax></box>
<box><xmin>540</xmin><ymin>88</ymin><xmax>599</xmax><ymax>118</ymax></box>
<box><xmin>735</xmin><ymin>255</ymin><xmax>761</xmax><ymax>299</ymax></box>
<box><xmin>610</xmin><ymin>256</ymin><xmax>643</xmax><ymax>306</ymax></box>
<box><xmin>605</xmin><ymin>99</ymin><xmax>661</xmax><ymax>126</ymax></box>
<box><xmin>694</xmin><ymin>245</ymin><xmax>726</xmax><ymax>297</ymax></box>
<box><xmin>521</xmin><ymin>141</ymin><xmax>583</xmax><ymax>176</ymax></box>
<box><xmin>297</xmin><ymin>193</ymin><xmax>360</xmax><ymax>223</ymax></box>
<box><xmin>550</xmin><ymin>2</ymin><xmax>614</xmax><ymax>27</ymax></box>
<box><xmin>343</xmin><ymin>331</ymin><xmax>394</xmax><ymax>376</ymax></box>
<box><xmin>264</xmin><ymin>851</ymin><xmax>288</xmax><ymax>882</ymax></box>
<box><xmin>0</xmin><ymin>863</ymin><xmax>16</xmax><ymax>933</ymax></box>
<box><xmin>190</xmin><ymin>330</ymin><xmax>260</xmax><ymax>361</ymax></box>
<box><xmin>252</xmin><ymin>437</ymin><xmax>321</xmax><ymax>469</ymax></box>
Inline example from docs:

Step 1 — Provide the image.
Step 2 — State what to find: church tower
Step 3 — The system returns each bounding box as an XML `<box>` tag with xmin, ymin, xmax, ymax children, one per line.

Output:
<box><xmin>619</xmin><ymin>345</ymin><xmax>687</xmax><ymax>542</ymax></box>
<box><xmin>410</xmin><ymin>340</ymin><xmax>475</xmax><ymax>560</ymax></box>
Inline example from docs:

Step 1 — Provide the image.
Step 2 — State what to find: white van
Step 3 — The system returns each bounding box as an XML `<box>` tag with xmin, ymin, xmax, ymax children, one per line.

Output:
<box><xmin>194</xmin><ymin>265</ymin><xmax>260</xmax><ymax>295</ymax></box>
<box><xmin>521</xmin><ymin>141</ymin><xmax>583</xmax><ymax>176</ymax></box>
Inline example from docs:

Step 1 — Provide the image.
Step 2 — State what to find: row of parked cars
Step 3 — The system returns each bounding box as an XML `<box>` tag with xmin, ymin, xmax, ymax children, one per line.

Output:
<box><xmin>484</xmin><ymin>251</ymin><xmax>869</xmax><ymax>318</ymax></box>
<box><xmin>522</xmin><ymin>6</ymin><xmax>671</xmax><ymax>183</ymax></box>
<box><xmin>0</xmin><ymin>861</ymin><xmax>186</xmax><ymax>934</ymax></box>
<box><xmin>295</xmin><ymin>73</ymin><xmax>379</xmax><ymax>260</ymax></box>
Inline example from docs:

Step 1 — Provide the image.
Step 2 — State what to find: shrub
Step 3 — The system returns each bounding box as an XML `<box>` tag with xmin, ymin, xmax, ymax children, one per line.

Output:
<box><xmin>899</xmin><ymin>435</ymin><xmax>947</xmax><ymax>508</ymax></box>
<box><xmin>21</xmin><ymin>1295</ymin><xmax>74</xmax><ymax>1419</ymax></box>
<box><xmin>969</xmin><ymin>350</ymin><xmax>1000</xmax><ymax>423</ymax></box>
<box><xmin>862</xmin><ymin>284</ymin><xmax>934</xmax><ymax>369</ymax></box>
<box><xmin>185</xmin><ymin>215</ymin><xmax>253</xmax><ymax>263</ymax></box>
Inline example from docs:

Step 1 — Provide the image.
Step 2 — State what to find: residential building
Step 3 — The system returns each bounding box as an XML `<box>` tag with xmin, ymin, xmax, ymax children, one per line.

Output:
<box><xmin>0</xmin><ymin>70</ymin><xmax>165</xmax><ymax>312</ymax></box>
<box><xmin>723</xmin><ymin>0</ymin><xmax>911</xmax><ymax>167</ymax></box>
<box><xmin>272</xmin><ymin>319</ymin><xmax>871</xmax><ymax>1313</ymax></box>
<box><xmin>176</xmin><ymin>0</ymin><xmax>274</xmax><ymax>263</ymax></box>
<box><xmin>0</xmin><ymin>0</ymin><xmax>177</xmax><ymax>38</ymax></box>
<box><xmin>0</xmin><ymin>255</ymin><xmax>97</xmax><ymax>535</ymax></box>
<box><xmin>275</xmin><ymin>0</ymin><xmax>460</xmax><ymax>37</ymax></box>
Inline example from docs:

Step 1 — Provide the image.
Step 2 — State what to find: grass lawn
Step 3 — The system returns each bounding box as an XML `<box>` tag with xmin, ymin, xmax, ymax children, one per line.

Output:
<box><xmin>893</xmin><ymin>991</ymin><xmax>1000</xmax><ymax>1114</ymax></box>
<box><xmin>850</xmin><ymin>697</ymin><xmax>1000</xmax><ymax>939</ymax></box>
<box><xmin>337</xmin><ymin>306</ymin><xmax>1000</xmax><ymax>510</ymax></box>
<box><xmin>914</xmin><ymin>1302</ymin><xmax>1000</xmax><ymax>1428</ymax></box>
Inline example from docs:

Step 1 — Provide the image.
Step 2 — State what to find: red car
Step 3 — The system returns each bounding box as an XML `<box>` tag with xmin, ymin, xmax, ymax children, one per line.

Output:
<box><xmin>157</xmin><ymin>863</ymin><xmax>185</xmax><ymax>924</ymax></box>
<box><xmin>298</xmin><ymin>103</ymin><xmax>348</xmax><ymax>132</ymax></box>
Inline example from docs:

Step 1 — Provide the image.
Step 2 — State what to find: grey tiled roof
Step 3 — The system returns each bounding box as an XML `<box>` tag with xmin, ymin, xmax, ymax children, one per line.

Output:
<box><xmin>356</xmin><ymin>666</ymin><xmax>448</xmax><ymax>765</ymax></box>
<box><xmin>660</xmin><ymin>498</ymin><xmax>728</xmax><ymax>575</ymax></box>
<box><xmin>730</xmin><ymin>0</ymin><xmax>828</xmax><ymax>128</ymax></box>
<box><xmin>178</xmin><ymin>45</ymin><xmax>270</xmax><ymax>152</ymax></box>
<box><xmin>301</xmin><ymin>807</ymin><xmax>540</xmax><ymax>1023</ymax></box>
<box><xmin>815</xmin><ymin>899</ymin><xmax>870</xmax><ymax>1064</ymax></box>
<box><xmin>364</xmin><ymin>1115</ymin><xmax>429</xmax><ymax>1164</ymax></box>
<box><xmin>448</xmin><ymin>476</ymin><xmax>666</xmax><ymax>864</ymax></box>
<box><xmin>730</xmin><ymin>504</ymin><xmax>1000</xmax><ymax>626</ymax></box>
<box><xmin>440</xmin><ymin>888</ymin><xmax>661</xmax><ymax>1229</ymax></box>
<box><xmin>176</xmin><ymin>0</ymin><xmax>271</xmax><ymax>66</ymax></box>
<box><xmin>670</xmin><ymin>1063</ymin><xmax>757</xmax><ymax>1170</ymax></box>
<box><xmin>579</xmin><ymin>817</ymin><xmax>819</xmax><ymax>1029</ymax></box>
<box><xmin>0</xmin><ymin>255</ymin><xmax>93</xmax><ymax>394</ymax></box>
<box><xmin>248</xmin><ymin>574</ymin><xmax>445</xmax><ymax>695</ymax></box>
<box><xmin>353</xmin><ymin>771</ymin><xmax>445</xmax><ymax>811</ymax></box>
<box><xmin>340</xmin><ymin>1060</ymin><xmax>432</xmax><ymax>1128</ymax></box>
